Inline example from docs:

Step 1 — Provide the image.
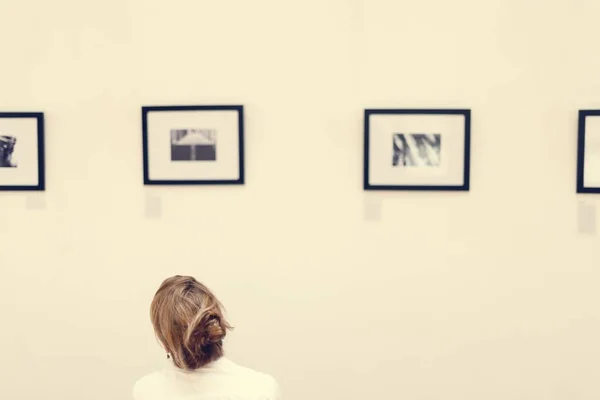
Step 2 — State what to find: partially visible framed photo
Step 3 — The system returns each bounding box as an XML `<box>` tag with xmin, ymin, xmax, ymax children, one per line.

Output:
<box><xmin>142</xmin><ymin>105</ymin><xmax>244</xmax><ymax>185</ymax></box>
<box><xmin>0</xmin><ymin>112</ymin><xmax>45</xmax><ymax>191</ymax></box>
<box><xmin>576</xmin><ymin>110</ymin><xmax>600</xmax><ymax>193</ymax></box>
<box><xmin>364</xmin><ymin>109</ymin><xmax>471</xmax><ymax>191</ymax></box>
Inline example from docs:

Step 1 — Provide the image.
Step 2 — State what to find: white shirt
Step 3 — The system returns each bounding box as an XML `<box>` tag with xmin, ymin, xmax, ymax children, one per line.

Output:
<box><xmin>133</xmin><ymin>357</ymin><xmax>281</xmax><ymax>400</ymax></box>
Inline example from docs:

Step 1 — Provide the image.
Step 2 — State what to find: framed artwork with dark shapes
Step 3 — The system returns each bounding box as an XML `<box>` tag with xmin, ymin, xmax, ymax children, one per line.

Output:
<box><xmin>576</xmin><ymin>110</ymin><xmax>600</xmax><ymax>193</ymax></box>
<box><xmin>0</xmin><ymin>112</ymin><xmax>45</xmax><ymax>191</ymax></box>
<box><xmin>142</xmin><ymin>105</ymin><xmax>244</xmax><ymax>185</ymax></box>
<box><xmin>364</xmin><ymin>109</ymin><xmax>471</xmax><ymax>191</ymax></box>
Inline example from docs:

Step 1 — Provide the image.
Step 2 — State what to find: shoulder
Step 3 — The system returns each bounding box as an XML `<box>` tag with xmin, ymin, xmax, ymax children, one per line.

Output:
<box><xmin>132</xmin><ymin>371</ymin><xmax>168</xmax><ymax>400</ymax></box>
<box><xmin>262</xmin><ymin>374</ymin><xmax>282</xmax><ymax>400</ymax></box>
<box><xmin>250</xmin><ymin>371</ymin><xmax>281</xmax><ymax>400</ymax></box>
<box><xmin>248</xmin><ymin>371</ymin><xmax>281</xmax><ymax>400</ymax></box>
<box><xmin>224</xmin><ymin>360</ymin><xmax>282</xmax><ymax>400</ymax></box>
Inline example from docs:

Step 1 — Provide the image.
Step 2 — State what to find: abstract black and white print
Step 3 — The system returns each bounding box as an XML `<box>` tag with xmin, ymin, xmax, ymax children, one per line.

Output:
<box><xmin>170</xmin><ymin>129</ymin><xmax>217</xmax><ymax>161</ymax></box>
<box><xmin>0</xmin><ymin>135</ymin><xmax>17</xmax><ymax>168</ymax></box>
<box><xmin>392</xmin><ymin>133</ymin><xmax>441</xmax><ymax>167</ymax></box>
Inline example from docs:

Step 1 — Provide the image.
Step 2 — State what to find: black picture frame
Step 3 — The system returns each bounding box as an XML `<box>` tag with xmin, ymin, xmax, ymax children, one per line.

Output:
<box><xmin>0</xmin><ymin>112</ymin><xmax>45</xmax><ymax>191</ymax></box>
<box><xmin>576</xmin><ymin>110</ymin><xmax>600</xmax><ymax>194</ymax></box>
<box><xmin>364</xmin><ymin>108</ymin><xmax>471</xmax><ymax>191</ymax></box>
<box><xmin>142</xmin><ymin>105</ymin><xmax>245</xmax><ymax>186</ymax></box>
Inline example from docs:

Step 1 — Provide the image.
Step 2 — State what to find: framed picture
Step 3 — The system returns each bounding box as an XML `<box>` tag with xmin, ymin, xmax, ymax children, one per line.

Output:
<box><xmin>142</xmin><ymin>105</ymin><xmax>244</xmax><ymax>185</ymax></box>
<box><xmin>0</xmin><ymin>112</ymin><xmax>45</xmax><ymax>191</ymax></box>
<box><xmin>364</xmin><ymin>109</ymin><xmax>471</xmax><ymax>191</ymax></box>
<box><xmin>576</xmin><ymin>110</ymin><xmax>600</xmax><ymax>193</ymax></box>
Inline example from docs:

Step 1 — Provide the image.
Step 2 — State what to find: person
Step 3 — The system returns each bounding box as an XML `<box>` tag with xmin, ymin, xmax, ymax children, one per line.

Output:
<box><xmin>133</xmin><ymin>275</ymin><xmax>281</xmax><ymax>400</ymax></box>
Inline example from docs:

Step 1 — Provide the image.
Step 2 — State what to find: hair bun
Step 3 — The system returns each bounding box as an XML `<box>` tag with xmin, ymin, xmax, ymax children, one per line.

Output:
<box><xmin>199</xmin><ymin>315</ymin><xmax>226</xmax><ymax>347</ymax></box>
<box><xmin>182</xmin><ymin>314</ymin><xmax>227</xmax><ymax>369</ymax></box>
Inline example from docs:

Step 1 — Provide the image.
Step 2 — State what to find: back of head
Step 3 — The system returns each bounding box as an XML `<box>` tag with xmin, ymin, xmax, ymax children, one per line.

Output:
<box><xmin>150</xmin><ymin>276</ymin><xmax>232</xmax><ymax>371</ymax></box>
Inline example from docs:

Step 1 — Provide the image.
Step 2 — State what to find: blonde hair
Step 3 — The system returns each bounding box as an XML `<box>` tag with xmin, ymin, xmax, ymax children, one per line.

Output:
<box><xmin>150</xmin><ymin>276</ymin><xmax>232</xmax><ymax>370</ymax></box>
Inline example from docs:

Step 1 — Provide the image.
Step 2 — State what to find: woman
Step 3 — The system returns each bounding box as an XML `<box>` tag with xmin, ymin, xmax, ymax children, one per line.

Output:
<box><xmin>134</xmin><ymin>276</ymin><xmax>281</xmax><ymax>400</ymax></box>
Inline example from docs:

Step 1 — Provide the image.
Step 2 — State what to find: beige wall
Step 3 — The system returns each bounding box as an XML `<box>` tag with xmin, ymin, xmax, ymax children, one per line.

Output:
<box><xmin>2</xmin><ymin>0</ymin><xmax>600</xmax><ymax>399</ymax></box>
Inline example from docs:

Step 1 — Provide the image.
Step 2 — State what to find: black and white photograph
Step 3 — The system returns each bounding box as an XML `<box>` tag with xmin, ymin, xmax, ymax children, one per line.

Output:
<box><xmin>0</xmin><ymin>113</ymin><xmax>45</xmax><ymax>191</ymax></box>
<box><xmin>577</xmin><ymin>110</ymin><xmax>600</xmax><ymax>193</ymax></box>
<box><xmin>170</xmin><ymin>129</ymin><xmax>217</xmax><ymax>161</ymax></box>
<box><xmin>0</xmin><ymin>135</ymin><xmax>18</xmax><ymax>168</ymax></box>
<box><xmin>392</xmin><ymin>133</ymin><xmax>441</xmax><ymax>167</ymax></box>
<box><xmin>143</xmin><ymin>105</ymin><xmax>244</xmax><ymax>185</ymax></box>
<box><xmin>364</xmin><ymin>109</ymin><xmax>470</xmax><ymax>191</ymax></box>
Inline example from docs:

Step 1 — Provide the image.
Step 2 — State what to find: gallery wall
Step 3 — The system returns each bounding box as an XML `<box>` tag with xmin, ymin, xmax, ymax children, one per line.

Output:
<box><xmin>2</xmin><ymin>0</ymin><xmax>600</xmax><ymax>399</ymax></box>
